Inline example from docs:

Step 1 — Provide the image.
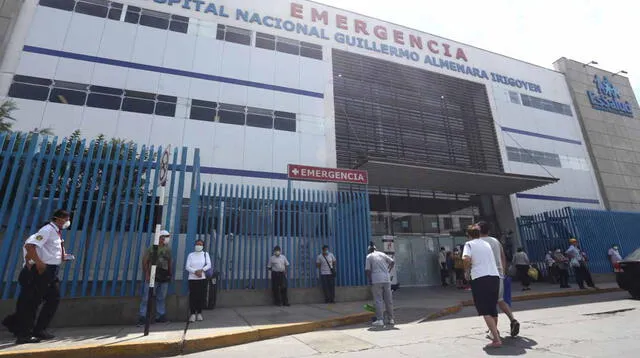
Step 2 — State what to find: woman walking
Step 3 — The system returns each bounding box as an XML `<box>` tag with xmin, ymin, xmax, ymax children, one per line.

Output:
<box><xmin>513</xmin><ymin>248</ymin><xmax>531</xmax><ymax>291</ymax></box>
<box><xmin>185</xmin><ymin>239</ymin><xmax>212</xmax><ymax>322</ymax></box>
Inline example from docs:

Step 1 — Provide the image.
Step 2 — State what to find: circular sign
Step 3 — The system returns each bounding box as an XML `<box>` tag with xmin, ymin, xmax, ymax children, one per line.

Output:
<box><xmin>159</xmin><ymin>146</ymin><xmax>170</xmax><ymax>186</ymax></box>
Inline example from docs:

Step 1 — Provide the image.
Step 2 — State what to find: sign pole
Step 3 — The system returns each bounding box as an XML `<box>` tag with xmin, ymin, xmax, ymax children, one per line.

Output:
<box><xmin>144</xmin><ymin>145</ymin><xmax>171</xmax><ymax>336</ymax></box>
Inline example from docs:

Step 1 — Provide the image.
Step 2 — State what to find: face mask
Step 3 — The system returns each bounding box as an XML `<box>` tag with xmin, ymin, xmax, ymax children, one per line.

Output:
<box><xmin>323</xmin><ymin>250</ymin><xmax>328</xmax><ymax>255</ymax></box>
<box><xmin>62</xmin><ymin>220</ymin><xmax>71</xmax><ymax>230</ymax></box>
<box><xmin>162</xmin><ymin>237</ymin><xmax>170</xmax><ymax>245</ymax></box>
<box><xmin>274</xmin><ymin>251</ymin><xmax>281</xmax><ymax>256</ymax></box>
<box><xmin>195</xmin><ymin>245</ymin><xmax>203</xmax><ymax>252</ymax></box>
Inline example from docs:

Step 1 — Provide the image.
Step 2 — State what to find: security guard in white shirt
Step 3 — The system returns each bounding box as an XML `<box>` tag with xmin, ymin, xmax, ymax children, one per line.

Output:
<box><xmin>2</xmin><ymin>210</ymin><xmax>71</xmax><ymax>344</ymax></box>
<box><xmin>267</xmin><ymin>245</ymin><xmax>290</xmax><ymax>306</ymax></box>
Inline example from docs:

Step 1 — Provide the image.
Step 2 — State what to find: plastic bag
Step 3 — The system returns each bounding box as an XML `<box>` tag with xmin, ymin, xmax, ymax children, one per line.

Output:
<box><xmin>528</xmin><ymin>266</ymin><xmax>539</xmax><ymax>281</ymax></box>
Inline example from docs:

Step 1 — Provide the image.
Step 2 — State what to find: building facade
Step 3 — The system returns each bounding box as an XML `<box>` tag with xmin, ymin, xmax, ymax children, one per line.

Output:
<box><xmin>0</xmin><ymin>0</ymin><xmax>611</xmax><ymax>284</ymax></box>
<box><xmin>554</xmin><ymin>58</ymin><xmax>640</xmax><ymax>212</ymax></box>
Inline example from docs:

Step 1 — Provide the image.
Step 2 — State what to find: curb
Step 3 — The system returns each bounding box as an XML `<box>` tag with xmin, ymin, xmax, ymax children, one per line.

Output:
<box><xmin>0</xmin><ymin>313</ymin><xmax>374</xmax><ymax>358</ymax></box>
<box><xmin>0</xmin><ymin>339</ymin><xmax>182</xmax><ymax>358</ymax></box>
<box><xmin>182</xmin><ymin>312</ymin><xmax>373</xmax><ymax>354</ymax></box>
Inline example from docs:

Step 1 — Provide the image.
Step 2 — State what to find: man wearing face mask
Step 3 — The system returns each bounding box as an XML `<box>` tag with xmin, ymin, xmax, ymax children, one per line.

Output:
<box><xmin>2</xmin><ymin>209</ymin><xmax>72</xmax><ymax>344</ymax></box>
<box><xmin>137</xmin><ymin>230</ymin><xmax>173</xmax><ymax>326</ymax></box>
<box><xmin>267</xmin><ymin>245</ymin><xmax>290</xmax><ymax>306</ymax></box>
<box><xmin>316</xmin><ymin>245</ymin><xmax>337</xmax><ymax>303</ymax></box>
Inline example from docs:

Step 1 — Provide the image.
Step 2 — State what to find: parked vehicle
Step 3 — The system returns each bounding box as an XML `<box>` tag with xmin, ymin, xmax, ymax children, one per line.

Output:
<box><xmin>615</xmin><ymin>248</ymin><xmax>640</xmax><ymax>299</ymax></box>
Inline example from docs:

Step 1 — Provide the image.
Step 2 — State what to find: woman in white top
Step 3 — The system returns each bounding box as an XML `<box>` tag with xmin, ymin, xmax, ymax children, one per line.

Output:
<box><xmin>185</xmin><ymin>239</ymin><xmax>211</xmax><ymax>322</ymax></box>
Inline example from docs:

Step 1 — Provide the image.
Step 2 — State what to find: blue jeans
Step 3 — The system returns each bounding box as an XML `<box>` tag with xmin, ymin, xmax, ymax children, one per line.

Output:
<box><xmin>139</xmin><ymin>282</ymin><xmax>169</xmax><ymax>319</ymax></box>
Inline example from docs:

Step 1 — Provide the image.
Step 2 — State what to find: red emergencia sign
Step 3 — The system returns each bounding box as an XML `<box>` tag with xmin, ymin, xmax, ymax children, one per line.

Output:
<box><xmin>287</xmin><ymin>164</ymin><xmax>368</xmax><ymax>184</ymax></box>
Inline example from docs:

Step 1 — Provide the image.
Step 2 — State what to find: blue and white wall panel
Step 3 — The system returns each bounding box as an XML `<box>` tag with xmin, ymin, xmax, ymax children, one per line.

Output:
<box><xmin>0</xmin><ymin>0</ymin><xmax>605</xmax><ymax>214</ymax></box>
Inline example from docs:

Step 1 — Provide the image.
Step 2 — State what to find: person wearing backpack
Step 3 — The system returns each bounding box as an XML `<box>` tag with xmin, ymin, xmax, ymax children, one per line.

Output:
<box><xmin>185</xmin><ymin>239</ymin><xmax>212</xmax><ymax>322</ymax></box>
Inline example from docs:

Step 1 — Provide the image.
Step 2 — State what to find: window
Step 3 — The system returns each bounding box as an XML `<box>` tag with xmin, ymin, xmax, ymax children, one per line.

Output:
<box><xmin>87</xmin><ymin>85</ymin><xmax>123</xmax><ymax>110</ymax></box>
<box><xmin>506</xmin><ymin>146</ymin><xmax>562</xmax><ymax>167</ymax></box>
<box><xmin>74</xmin><ymin>0</ymin><xmax>109</xmax><ymax>18</ymax></box>
<box><xmin>107</xmin><ymin>2</ymin><xmax>122</xmax><ymax>20</ymax></box>
<box><xmin>255</xmin><ymin>32</ymin><xmax>275</xmax><ymax>50</ymax></box>
<box><xmin>442</xmin><ymin>217</ymin><xmax>453</xmax><ymax>230</ymax></box>
<box><xmin>139</xmin><ymin>8</ymin><xmax>169</xmax><ymax>30</ymax></box>
<box><xmin>122</xmin><ymin>90</ymin><xmax>155</xmax><ymax>114</ymax></box>
<box><xmin>49</xmin><ymin>80</ymin><xmax>88</xmax><ymax>106</ymax></box>
<box><xmin>255</xmin><ymin>32</ymin><xmax>323</xmax><ymax>60</ymax></box>
<box><xmin>217</xmin><ymin>103</ymin><xmax>245</xmax><ymax>125</ymax></box>
<box><xmin>301</xmin><ymin>41</ymin><xmax>323</xmax><ymax>60</ymax></box>
<box><xmin>190</xmin><ymin>100</ymin><xmax>217</xmax><ymax>122</ymax></box>
<box><xmin>274</xmin><ymin>111</ymin><xmax>296</xmax><ymax>132</ymax></box>
<box><xmin>508</xmin><ymin>91</ymin><xmax>520</xmax><ymax>104</ymax></box>
<box><xmin>124</xmin><ymin>5</ymin><xmax>140</xmax><ymax>24</ymax></box>
<box><xmin>169</xmin><ymin>14</ymin><xmax>189</xmax><ymax>34</ymax></box>
<box><xmin>276</xmin><ymin>37</ymin><xmax>299</xmax><ymax>55</ymax></box>
<box><xmin>155</xmin><ymin>95</ymin><xmax>177</xmax><ymax>117</ymax></box>
<box><xmin>39</xmin><ymin>0</ymin><xmax>75</xmax><ymax>11</ymax></box>
<box><xmin>520</xmin><ymin>94</ymin><xmax>572</xmax><ymax>117</ymax></box>
<box><xmin>216</xmin><ymin>24</ymin><xmax>251</xmax><ymax>46</ymax></box>
<box><xmin>246</xmin><ymin>107</ymin><xmax>273</xmax><ymax>129</ymax></box>
<box><xmin>459</xmin><ymin>217</ymin><xmax>473</xmax><ymax>230</ymax></box>
<box><xmin>8</xmin><ymin>75</ymin><xmax>51</xmax><ymax>101</ymax></box>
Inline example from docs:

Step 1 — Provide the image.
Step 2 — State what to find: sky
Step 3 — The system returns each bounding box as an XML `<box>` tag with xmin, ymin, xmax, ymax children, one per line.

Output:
<box><xmin>317</xmin><ymin>0</ymin><xmax>640</xmax><ymax>103</ymax></box>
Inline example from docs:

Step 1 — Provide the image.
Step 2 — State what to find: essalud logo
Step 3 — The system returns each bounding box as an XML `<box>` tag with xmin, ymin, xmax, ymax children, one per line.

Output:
<box><xmin>587</xmin><ymin>75</ymin><xmax>633</xmax><ymax>117</ymax></box>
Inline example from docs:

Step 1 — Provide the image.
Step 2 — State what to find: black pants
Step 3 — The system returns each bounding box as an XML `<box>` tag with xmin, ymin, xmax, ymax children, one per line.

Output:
<box><xmin>320</xmin><ymin>274</ymin><xmax>335</xmax><ymax>303</ymax></box>
<box><xmin>188</xmin><ymin>279</ymin><xmax>207</xmax><ymax>314</ymax></box>
<box><xmin>558</xmin><ymin>268</ymin><xmax>569</xmax><ymax>287</ymax></box>
<box><xmin>8</xmin><ymin>265</ymin><xmax>60</xmax><ymax>338</ymax></box>
<box><xmin>271</xmin><ymin>271</ymin><xmax>288</xmax><ymax>306</ymax></box>
<box><xmin>516</xmin><ymin>265</ymin><xmax>531</xmax><ymax>287</ymax></box>
<box><xmin>440</xmin><ymin>263</ymin><xmax>448</xmax><ymax>286</ymax></box>
<box><xmin>574</xmin><ymin>265</ymin><xmax>594</xmax><ymax>288</ymax></box>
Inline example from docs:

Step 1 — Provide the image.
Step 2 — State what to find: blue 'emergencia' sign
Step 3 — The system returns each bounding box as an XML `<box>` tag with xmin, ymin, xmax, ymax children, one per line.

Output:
<box><xmin>587</xmin><ymin>75</ymin><xmax>633</xmax><ymax>117</ymax></box>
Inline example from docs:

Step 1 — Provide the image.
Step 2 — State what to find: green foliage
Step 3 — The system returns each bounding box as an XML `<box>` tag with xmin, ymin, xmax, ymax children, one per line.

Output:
<box><xmin>0</xmin><ymin>130</ymin><xmax>158</xmax><ymax>219</ymax></box>
<box><xmin>0</xmin><ymin>99</ymin><xmax>53</xmax><ymax>135</ymax></box>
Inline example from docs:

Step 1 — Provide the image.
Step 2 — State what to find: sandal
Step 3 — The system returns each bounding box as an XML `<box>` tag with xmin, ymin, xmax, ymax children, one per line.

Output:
<box><xmin>485</xmin><ymin>341</ymin><xmax>502</xmax><ymax>349</ymax></box>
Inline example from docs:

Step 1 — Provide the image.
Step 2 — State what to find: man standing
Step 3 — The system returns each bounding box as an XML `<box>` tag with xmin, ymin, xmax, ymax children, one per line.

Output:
<box><xmin>439</xmin><ymin>247</ymin><xmax>448</xmax><ymax>287</ymax></box>
<box><xmin>138</xmin><ymin>230</ymin><xmax>172</xmax><ymax>326</ymax></box>
<box><xmin>463</xmin><ymin>225</ymin><xmax>501</xmax><ymax>348</ymax></box>
<box><xmin>566</xmin><ymin>238</ymin><xmax>595</xmax><ymax>289</ymax></box>
<box><xmin>477</xmin><ymin>221</ymin><xmax>520</xmax><ymax>338</ymax></box>
<box><xmin>267</xmin><ymin>245</ymin><xmax>290</xmax><ymax>306</ymax></box>
<box><xmin>365</xmin><ymin>241</ymin><xmax>395</xmax><ymax>327</ymax></box>
<box><xmin>2</xmin><ymin>210</ymin><xmax>72</xmax><ymax>344</ymax></box>
<box><xmin>316</xmin><ymin>245</ymin><xmax>337</xmax><ymax>303</ymax></box>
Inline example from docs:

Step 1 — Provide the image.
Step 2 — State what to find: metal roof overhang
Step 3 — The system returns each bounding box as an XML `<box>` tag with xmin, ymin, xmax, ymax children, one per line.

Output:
<box><xmin>358</xmin><ymin>160</ymin><xmax>558</xmax><ymax>195</ymax></box>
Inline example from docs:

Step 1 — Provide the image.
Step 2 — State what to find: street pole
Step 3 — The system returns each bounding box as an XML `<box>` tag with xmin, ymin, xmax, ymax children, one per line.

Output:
<box><xmin>144</xmin><ymin>146</ymin><xmax>170</xmax><ymax>336</ymax></box>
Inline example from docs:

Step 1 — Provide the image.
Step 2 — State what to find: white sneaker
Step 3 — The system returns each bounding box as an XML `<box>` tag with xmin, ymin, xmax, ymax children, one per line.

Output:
<box><xmin>196</xmin><ymin>313</ymin><xmax>204</xmax><ymax>321</ymax></box>
<box><xmin>189</xmin><ymin>314</ymin><xmax>196</xmax><ymax>323</ymax></box>
<box><xmin>388</xmin><ymin>319</ymin><xmax>395</xmax><ymax>325</ymax></box>
<box><xmin>372</xmin><ymin>320</ymin><xmax>385</xmax><ymax>327</ymax></box>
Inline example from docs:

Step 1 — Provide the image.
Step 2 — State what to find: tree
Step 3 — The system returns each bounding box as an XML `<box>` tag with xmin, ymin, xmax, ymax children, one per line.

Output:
<box><xmin>0</xmin><ymin>100</ymin><xmax>17</xmax><ymax>133</ymax></box>
<box><xmin>0</xmin><ymin>99</ymin><xmax>53</xmax><ymax>135</ymax></box>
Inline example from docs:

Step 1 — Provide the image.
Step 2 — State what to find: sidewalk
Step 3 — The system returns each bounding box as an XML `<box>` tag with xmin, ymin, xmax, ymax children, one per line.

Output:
<box><xmin>0</xmin><ymin>281</ymin><xmax>622</xmax><ymax>358</ymax></box>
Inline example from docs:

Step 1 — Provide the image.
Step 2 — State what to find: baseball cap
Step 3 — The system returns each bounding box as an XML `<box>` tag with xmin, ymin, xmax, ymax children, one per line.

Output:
<box><xmin>159</xmin><ymin>230</ymin><xmax>170</xmax><ymax>237</ymax></box>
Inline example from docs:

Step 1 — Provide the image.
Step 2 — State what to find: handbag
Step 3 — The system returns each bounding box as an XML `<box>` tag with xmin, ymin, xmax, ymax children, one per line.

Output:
<box><xmin>322</xmin><ymin>254</ymin><xmax>336</xmax><ymax>277</ymax></box>
<box><xmin>203</xmin><ymin>252</ymin><xmax>214</xmax><ymax>278</ymax></box>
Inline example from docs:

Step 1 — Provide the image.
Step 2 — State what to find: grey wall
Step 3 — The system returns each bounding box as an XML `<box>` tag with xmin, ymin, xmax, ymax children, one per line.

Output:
<box><xmin>0</xmin><ymin>0</ymin><xmax>22</xmax><ymax>64</ymax></box>
<box><xmin>554</xmin><ymin>58</ymin><xmax>640</xmax><ymax>211</ymax></box>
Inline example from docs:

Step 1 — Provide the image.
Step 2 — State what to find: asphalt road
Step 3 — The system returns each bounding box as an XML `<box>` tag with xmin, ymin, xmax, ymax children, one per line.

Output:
<box><xmin>182</xmin><ymin>291</ymin><xmax>639</xmax><ymax>357</ymax></box>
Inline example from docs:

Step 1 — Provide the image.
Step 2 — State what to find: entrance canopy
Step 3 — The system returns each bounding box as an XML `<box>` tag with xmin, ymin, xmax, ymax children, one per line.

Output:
<box><xmin>358</xmin><ymin>160</ymin><xmax>558</xmax><ymax>195</ymax></box>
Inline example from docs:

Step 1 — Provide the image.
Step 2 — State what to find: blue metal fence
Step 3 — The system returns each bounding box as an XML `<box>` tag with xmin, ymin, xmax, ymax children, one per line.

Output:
<box><xmin>0</xmin><ymin>132</ymin><xmax>372</xmax><ymax>298</ymax></box>
<box><xmin>195</xmin><ymin>182</ymin><xmax>371</xmax><ymax>291</ymax></box>
<box><xmin>517</xmin><ymin>207</ymin><xmax>640</xmax><ymax>275</ymax></box>
<box><xmin>0</xmin><ymin>133</ymin><xmax>199</xmax><ymax>298</ymax></box>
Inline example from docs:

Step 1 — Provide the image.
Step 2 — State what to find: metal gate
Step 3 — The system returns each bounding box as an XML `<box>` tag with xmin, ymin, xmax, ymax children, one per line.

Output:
<box><xmin>194</xmin><ymin>183</ymin><xmax>372</xmax><ymax>290</ymax></box>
